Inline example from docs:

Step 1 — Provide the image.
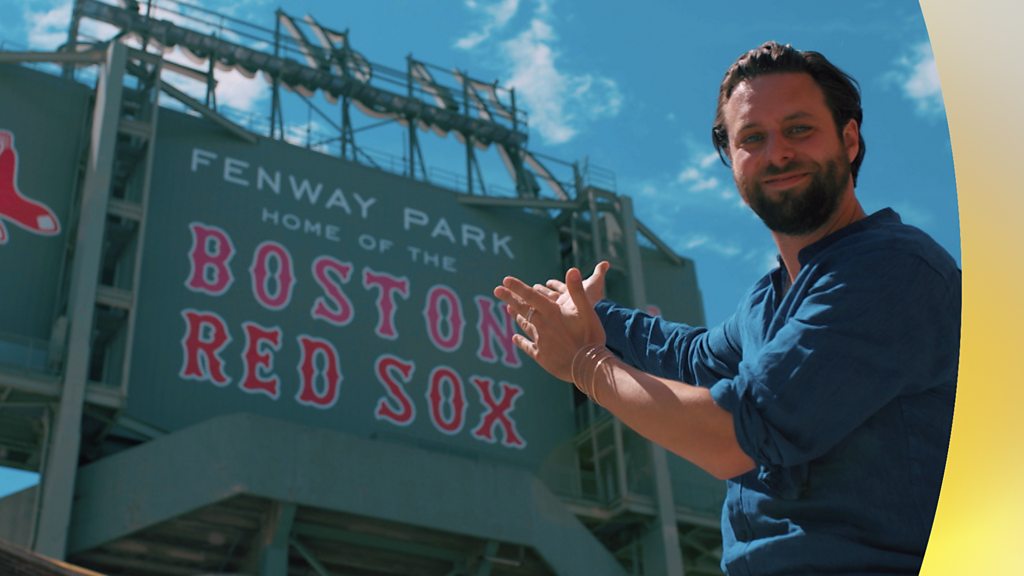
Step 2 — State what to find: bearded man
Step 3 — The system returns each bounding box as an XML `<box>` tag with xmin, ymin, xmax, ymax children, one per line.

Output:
<box><xmin>494</xmin><ymin>41</ymin><xmax>960</xmax><ymax>575</ymax></box>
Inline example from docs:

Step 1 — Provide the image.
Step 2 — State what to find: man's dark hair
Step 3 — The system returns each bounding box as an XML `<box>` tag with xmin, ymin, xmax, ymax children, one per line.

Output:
<box><xmin>711</xmin><ymin>41</ymin><xmax>867</xmax><ymax>185</ymax></box>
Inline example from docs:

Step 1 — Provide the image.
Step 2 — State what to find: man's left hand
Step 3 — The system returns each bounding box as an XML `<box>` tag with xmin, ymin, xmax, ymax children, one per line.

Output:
<box><xmin>493</xmin><ymin>267</ymin><xmax>606</xmax><ymax>382</ymax></box>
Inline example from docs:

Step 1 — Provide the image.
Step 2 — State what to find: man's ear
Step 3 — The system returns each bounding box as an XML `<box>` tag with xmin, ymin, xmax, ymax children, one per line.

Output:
<box><xmin>842</xmin><ymin>119</ymin><xmax>860</xmax><ymax>164</ymax></box>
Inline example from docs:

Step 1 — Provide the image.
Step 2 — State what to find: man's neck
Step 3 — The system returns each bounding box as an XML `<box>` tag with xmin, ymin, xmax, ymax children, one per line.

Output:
<box><xmin>774</xmin><ymin>192</ymin><xmax>866</xmax><ymax>282</ymax></box>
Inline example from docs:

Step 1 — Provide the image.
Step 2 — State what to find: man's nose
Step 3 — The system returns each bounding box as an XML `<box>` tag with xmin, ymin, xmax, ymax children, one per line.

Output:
<box><xmin>766</xmin><ymin>134</ymin><xmax>795</xmax><ymax>167</ymax></box>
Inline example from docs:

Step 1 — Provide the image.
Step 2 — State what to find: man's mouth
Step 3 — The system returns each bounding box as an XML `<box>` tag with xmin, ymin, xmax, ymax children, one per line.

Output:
<box><xmin>762</xmin><ymin>172</ymin><xmax>810</xmax><ymax>189</ymax></box>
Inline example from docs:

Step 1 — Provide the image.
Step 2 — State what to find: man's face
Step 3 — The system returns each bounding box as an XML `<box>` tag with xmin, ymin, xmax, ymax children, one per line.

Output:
<box><xmin>722</xmin><ymin>73</ymin><xmax>859</xmax><ymax>236</ymax></box>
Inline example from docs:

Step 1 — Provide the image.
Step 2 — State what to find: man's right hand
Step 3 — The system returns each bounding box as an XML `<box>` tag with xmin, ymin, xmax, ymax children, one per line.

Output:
<box><xmin>535</xmin><ymin>261</ymin><xmax>610</xmax><ymax>309</ymax></box>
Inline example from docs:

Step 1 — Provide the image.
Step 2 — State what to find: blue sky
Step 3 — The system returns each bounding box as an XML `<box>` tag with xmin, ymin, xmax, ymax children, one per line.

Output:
<box><xmin>0</xmin><ymin>0</ymin><xmax>957</xmax><ymax>495</ymax></box>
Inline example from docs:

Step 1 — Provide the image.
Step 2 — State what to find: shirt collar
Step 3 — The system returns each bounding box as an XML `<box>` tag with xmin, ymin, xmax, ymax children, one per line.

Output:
<box><xmin>796</xmin><ymin>208</ymin><xmax>901</xmax><ymax>266</ymax></box>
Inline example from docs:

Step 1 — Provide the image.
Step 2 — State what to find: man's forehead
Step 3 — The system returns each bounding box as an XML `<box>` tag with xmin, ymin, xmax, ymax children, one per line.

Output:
<box><xmin>723</xmin><ymin>72</ymin><xmax>830</xmax><ymax>130</ymax></box>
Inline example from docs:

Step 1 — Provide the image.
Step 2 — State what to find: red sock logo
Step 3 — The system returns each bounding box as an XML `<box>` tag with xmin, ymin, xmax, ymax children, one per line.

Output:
<box><xmin>0</xmin><ymin>130</ymin><xmax>61</xmax><ymax>245</ymax></box>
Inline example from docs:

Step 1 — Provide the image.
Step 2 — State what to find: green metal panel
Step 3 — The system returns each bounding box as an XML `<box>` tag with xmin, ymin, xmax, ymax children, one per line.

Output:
<box><xmin>66</xmin><ymin>412</ymin><xmax>627</xmax><ymax>576</ymax></box>
<box><xmin>640</xmin><ymin>246</ymin><xmax>706</xmax><ymax>326</ymax></box>
<box><xmin>0</xmin><ymin>64</ymin><xmax>90</xmax><ymax>369</ymax></box>
<box><xmin>125</xmin><ymin>110</ymin><xmax>574</xmax><ymax>469</ymax></box>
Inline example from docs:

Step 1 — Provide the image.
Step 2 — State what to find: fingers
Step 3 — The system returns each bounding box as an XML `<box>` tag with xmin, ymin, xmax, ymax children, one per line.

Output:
<box><xmin>541</xmin><ymin>261</ymin><xmax>608</xmax><ymax>296</ymax></box>
<box><xmin>511</xmin><ymin>332</ymin><xmax>538</xmax><ymax>360</ymax></box>
<box><xmin>545</xmin><ymin>278</ymin><xmax>567</xmax><ymax>294</ymax></box>
<box><xmin>498</xmin><ymin>275</ymin><xmax>550</xmax><ymax>310</ymax></box>
<box><xmin>515</xmin><ymin>310</ymin><xmax>539</xmax><ymax>340</ymax></box>
<box><xmin>565</xmin><ymin>267</ymin><xmax>589</xmax><ymax>310</ymax></box>
<box><xmin>533</xmin><ymin>283</ymin><xmax>559</xmax><ymax>302</ymax></box>
<box><xmin>493</xmin><ymin>284</ymin><xmax>531</xmax><ymax>318</ymax></box>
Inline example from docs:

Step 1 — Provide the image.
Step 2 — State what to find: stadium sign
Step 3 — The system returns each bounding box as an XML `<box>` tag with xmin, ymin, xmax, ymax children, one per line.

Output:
<box><xmin>125</xmin><ymin>111</ymin><xmax>574</xmax><ymax>468</ymax></box>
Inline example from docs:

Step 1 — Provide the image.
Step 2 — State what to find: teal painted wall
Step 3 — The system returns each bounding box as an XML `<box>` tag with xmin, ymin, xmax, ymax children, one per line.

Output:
<box><xmin>0</xmin><ymin>64</ymin><xmax>90</xmax><ymax>369</ymax></box>
<box><xmin>125</xmin><ymin>111</ymin><xmax>575</xmax><ymax>469</ymax></box>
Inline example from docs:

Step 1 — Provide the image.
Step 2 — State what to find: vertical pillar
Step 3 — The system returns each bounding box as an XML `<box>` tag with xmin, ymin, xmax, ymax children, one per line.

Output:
<box><xmin>61</xmin><ymin>0</ymin><xmax>82</xmax><ymax>80</ymax></box>
<box><xmin>473</xmin><ymin>540</ymin><xmax>499</xmax><ymax>576</ymax></box>
<box><xmin>270</xmin><ymin>10</ymin><xmax>283</xmax><ymax>140</ymax></box>
<box><xmin>34</xmin><ymin>42</ymin><xmax>126</xmax><ymax>558</ymax></box>
<box><xmin>612</xmin><ymin>418</ymin><xmax>628</xmax><ymax>501</ymax></box>
<box><xmin>619</xmin><ymin>195</ymin><xmax>685</xmax><ymax>576</ymax></box>
<box><xmin>648</xmin><ymin>445</ymin><xmax>686</xmax><ymax>576</ymax></box>
<box><xmin>258</xmin><ymin>502</ymin><xmax>296</xmax><ymax>576</ymax></box>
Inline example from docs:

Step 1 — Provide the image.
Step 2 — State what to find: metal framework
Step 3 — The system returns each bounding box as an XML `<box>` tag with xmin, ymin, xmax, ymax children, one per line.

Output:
<box><xmin>0</xmin><ymin>1</ymin><xmax>726</xmax><ymax>574</ymax></box>
<box><xmin>68</xmin><ymin>0</ymin><xmax>585</xmax><ymax>200</ymax></box>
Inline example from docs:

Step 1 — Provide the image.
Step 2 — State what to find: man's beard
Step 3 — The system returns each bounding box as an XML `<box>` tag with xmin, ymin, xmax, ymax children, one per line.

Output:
<box><xmin>742</xmin><ymin>155</ymin><xmax>850</xmax><ymax>236</ymax></box>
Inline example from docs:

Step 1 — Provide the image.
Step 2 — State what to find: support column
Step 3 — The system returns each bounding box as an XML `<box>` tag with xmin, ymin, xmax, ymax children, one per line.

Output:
<box><xmin>258</xmin><ymin>502</ymin><xmax>296</xmax><ymax>576</ymax></box>
<box><xmin>619</xmin><ymin>195</ymin><xmax>685</xmax><ymax>576</ymax></box>
<box><xmin>473</xmin><ymin>540</ymin><xmax>499</xmax><ymax>576</ymax></box>
<box><xmin>649</xmin><ymin>444</ymin><xmax>686</xmax><ymax>576</ymax></box>
<box><xmin>34</xmin><ymin>42</ymin><xmax>126</xmax><ymax>558</ymax></box>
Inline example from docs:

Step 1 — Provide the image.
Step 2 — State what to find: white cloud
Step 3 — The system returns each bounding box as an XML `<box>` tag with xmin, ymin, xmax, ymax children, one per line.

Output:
<box><xmin>455</xmin><ymin>0</ymin><xmax>521</xmax><ymax>50</ymax></box>
<box><xmin>677</xmin><ymin>167</ymin><xmax>699</xmax><ymax>182</ymax></box>
<box><xmin>683</xmin><ymin>235</ymin><xmax>709</xmax><ymax>250</ymax></box>
<box><xmin>677</xmin><ymin>233</ymin><xmax>741</xmax><ymax>258</ymax></box>
<box><xmin>283</xmin><ymin>120</ymin><xmax>329</xmax><ymax>152</ymax></box>
<box><xmin>454</xmin><ymin>0</ymin><xmax>622</xmax><ymax>145</ymax></box>
<box><xmin>889</xmin><ymin>42</ymin><xmax>945</xmax><ymax>118</ymax></box>
<box><xmin>698</xmin><ymin>151</ymin><xmax>720</xmax><ymax>169</ymax></box>
<box><xmin>502</xmin><ymin>20</ymin><xmax>575</xmax><ymax>143</ymax></box>
<box><xmin>456</xmin><ymin>31</ymin><xmax>490</xmax><ymax>51</ymax></box>
<box><xmin>712</xmin><ymin>243</ymin><xmax>742</xmax><ymax>258</ymax></box>
<box><xmin>676</xmin><ymin>149</ymin><xmax>735</xmax><ymax>200</ymax></box>
<box><xmin>24</xmin><ymin>2</ymin><xmax>72</xmax><ymax>50</ymax></box>
<box><xmin>502</xmin><ymin>18</ymin><xmax>622</xmax><ymax>144</ymax></box>
<box><xmin>24</xmin><ymin>0</ymin><xmax>127</xmax><ymax>49</ymax></box>
<box><xmin>742</xmin><ymin>248</ymin><xmax>780</xmax><ymax>272</ymax></box>
<box><xmin>212</xmin><ymin>69</ymin><xmax>269</xmax><ymax>113</ymax></box>
<box><xmin>690</xmin><ymin>176</ymin><xmax>719</xmax><ymax>192</ymax></box>
<box><xmin>22</xmin><ymin>1</ymin><xmax>268</xmax><ymax>115</ymax></box>
<box><xmin>639</xmin><ymin>183</ymin><xmax>659</xmax><ymax>198</ymax></box>
<box><xmin>147</xmin><ymin>44</ymin><xmax>269</xmax><ymax>115</ymax></box>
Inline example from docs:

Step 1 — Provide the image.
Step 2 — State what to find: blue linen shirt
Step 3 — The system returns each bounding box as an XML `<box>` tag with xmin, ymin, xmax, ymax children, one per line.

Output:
<box><xmin>596</xmin><ymin>209</ymin><xmax>960</xmax><ymax>575</ymax></box>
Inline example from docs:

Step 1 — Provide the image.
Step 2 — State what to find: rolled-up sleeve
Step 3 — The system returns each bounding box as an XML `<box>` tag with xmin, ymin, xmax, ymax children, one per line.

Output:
<box><xmin>709</xmin><ymin>252</ymin><xmax>957</xmax><ymax>468</ymax></box>
<box><xmin>596</xmin><ymin>299</ymin><xmax>743</xmax><ymax>387</ymax></box>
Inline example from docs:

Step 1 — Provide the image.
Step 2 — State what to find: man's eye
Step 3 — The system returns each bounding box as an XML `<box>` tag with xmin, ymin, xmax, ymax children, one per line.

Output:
<box><xmin>740</xmin><ymin>133</ymin><xmax>764</xmax><ymax>144</ymax></box>
<box><xmin>788</xmin><ymin>125</ymin><xmax>812</xmax><ymax>136</ymax></box>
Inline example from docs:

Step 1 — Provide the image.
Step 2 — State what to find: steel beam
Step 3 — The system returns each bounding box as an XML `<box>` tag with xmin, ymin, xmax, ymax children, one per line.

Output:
<box><xmin>0</xmin><ymin>370</ymin><xmax>125</xmax><ymax>411</ymax></box>
<box><xmin>619</xmin><ymin>195</ymin><xmax>686</xmax><ymax>576</ymax></box>
<box><xmin>0</xmin><ymin>50</ymin><xmax>105</xmax><ymax>65</ymax></box>
<box><xmin>34</xmin><ymin>41</ymin><xmax>126</xmax><ymax>559</ymax></box>
<box><xmin>258</xmin><ymin>502</ymin><xmax>296</xmax><ymax>576</ymax></box>
<box><xmin>636</xmin><ymin>219</ymin><xmax>684</xmax><ymax>265</ymax></box>
<box><xmin>290</xmin><ymin>522</ymin><xmax>465</xmax><ymax>563</ymax></box>
<box><xmin>75</xmin><ymin>0</ymin><xmax>526</xmax><ymax>149</ymax></box>
<box><xmin>157</xmin><ymin>78</ymin><xmax>257</xmax><ymax>144</ymax></box>
<box><xmin>290</xmin><ymin>537</ymin><xmax>333</xmax><ymax>576</ymax></box>
<box><xmin>456</xmin><ymin>195</ymin><xmax>581</xmax><ymax>211</ymax></box>
<box><xmin>474</xmin><ymin>540</ymin><xmax>499</xmax><ymax>576</ymax></box>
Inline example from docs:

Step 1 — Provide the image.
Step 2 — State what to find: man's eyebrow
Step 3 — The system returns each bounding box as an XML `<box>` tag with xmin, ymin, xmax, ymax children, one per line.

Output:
<box><xmin>783</xmin><ymin>111</ymin><xmax>814</xmax><ymax>122</ymax></box>
<box><xmin>736</xmin><ymin>111</ymin><xmax>815</xmax><ymax>134</ymax></box>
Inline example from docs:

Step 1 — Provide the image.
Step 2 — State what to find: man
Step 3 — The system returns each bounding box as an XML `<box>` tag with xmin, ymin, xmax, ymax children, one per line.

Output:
<box><xmin>494</xmin><ymin>41</ymin><xmax>960</xmax><ymax>575</ymax></box>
